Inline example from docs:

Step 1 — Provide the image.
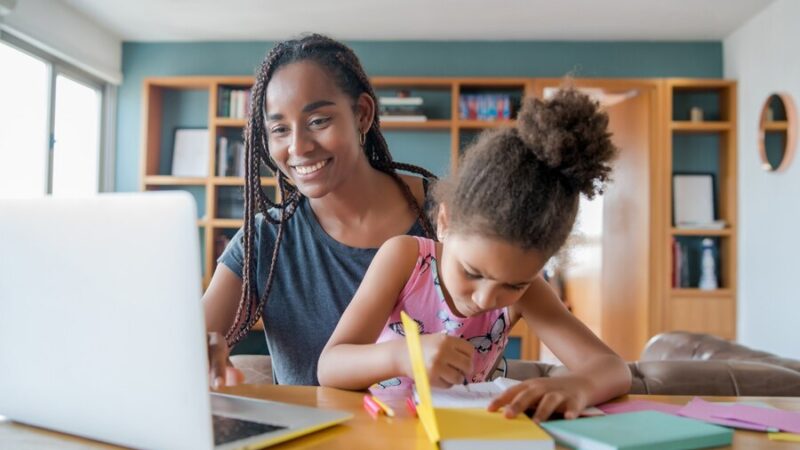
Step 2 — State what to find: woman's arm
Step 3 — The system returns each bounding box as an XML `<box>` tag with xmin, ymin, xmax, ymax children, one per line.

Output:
<box><xmin>202</xmin><ymin>264</ymin><xmax>246</xmax><ymax>388</ymax></box>
<box><xmin>489</xmin><ymin>277</ymin><xmax>631</xmax><ymax>421</ymax></box>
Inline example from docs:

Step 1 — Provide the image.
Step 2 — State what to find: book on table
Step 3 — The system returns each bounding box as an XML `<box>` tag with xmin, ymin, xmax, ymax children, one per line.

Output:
<box><xmin>541</xmin><ymin>410</ymin><xmax>733</xmax><ymax>450</ymax></box>
<box><xmin>400</xmin><ymin>311</ymin><xmax>553</xmax><ymax>450</ymax></box>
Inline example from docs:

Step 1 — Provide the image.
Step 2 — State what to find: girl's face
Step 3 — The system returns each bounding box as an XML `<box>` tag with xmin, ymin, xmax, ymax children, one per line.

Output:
<box><xmin>264</xmin><ymin>60</ymin><xmax>373</xmax><ymax>198</ymax></box>
<box><xmin>436</xmin><ymin>207</ymin><xmax>547</xmax><ymax>318</ymax></box>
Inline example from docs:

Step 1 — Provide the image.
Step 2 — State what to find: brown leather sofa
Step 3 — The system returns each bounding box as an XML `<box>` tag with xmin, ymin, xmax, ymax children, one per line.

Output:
<box><xmin>230</xmin><ymin>331</ymin><xmax>800</xmax><ymax>396</ymax></box>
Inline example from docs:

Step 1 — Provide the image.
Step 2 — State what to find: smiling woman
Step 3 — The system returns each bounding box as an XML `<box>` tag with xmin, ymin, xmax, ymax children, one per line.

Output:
<box><xmin>202</xmin><ymin>34</ymin><xmax>439</xmax><ymax>387</ymax></box>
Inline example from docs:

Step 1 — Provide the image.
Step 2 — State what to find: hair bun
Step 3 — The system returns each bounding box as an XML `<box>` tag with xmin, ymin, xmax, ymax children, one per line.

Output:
<box><xmin>516</xmin><ymin>88</ymin><xmax>617</xmax><ymax>199</ymax></box>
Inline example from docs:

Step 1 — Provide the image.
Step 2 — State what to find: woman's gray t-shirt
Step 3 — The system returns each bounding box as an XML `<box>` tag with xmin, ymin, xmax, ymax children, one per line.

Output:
<box><xmin>218</xmin><ymin>196</ymin><xmax>427</xmax><ymax>385</ymax></box>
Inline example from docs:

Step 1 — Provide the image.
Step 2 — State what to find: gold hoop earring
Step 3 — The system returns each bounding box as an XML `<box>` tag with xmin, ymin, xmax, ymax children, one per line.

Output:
<box><xmin>359</xmin><ymin>131</ymin><xmax>366</xmax><ymax>147</ymax></box>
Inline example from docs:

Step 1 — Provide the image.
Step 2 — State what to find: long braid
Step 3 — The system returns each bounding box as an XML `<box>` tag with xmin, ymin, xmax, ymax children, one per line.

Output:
<box><xmin>225</xmin><ymin>34</ymin><xmax>438</xmax><ymax>347</ymax></box>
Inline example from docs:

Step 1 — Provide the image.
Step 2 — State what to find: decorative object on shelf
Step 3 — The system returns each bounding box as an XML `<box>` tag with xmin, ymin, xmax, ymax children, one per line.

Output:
<box><xmin>690</xmin><ymin>106</ymin><xmax>704</xmax><ymax>122</ymax></box>
<box><xmin>171</xmin><ymin>128</ymin><xmax>209</xmax><ymax>177</ymax></box>
<box><xmin>672</xmin><ymin>173</ymin><xmax>717</xmax><ymax>228</ymax></box>
<box><xmin>698</xmin><ymin>238</ymin><xmax>719</xmax><ymax>290</ymax></box>
<box><xmin>758</xmin><ymin>92</ymin><xmax>797</xmax><ymax>172</ymax></box>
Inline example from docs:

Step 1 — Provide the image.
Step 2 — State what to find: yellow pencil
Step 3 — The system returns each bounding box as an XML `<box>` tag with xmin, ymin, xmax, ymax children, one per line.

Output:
<box><xmin>370</xmin><ymin>395</ymin><xmax>396</xmax><ymax>417</ymax></box>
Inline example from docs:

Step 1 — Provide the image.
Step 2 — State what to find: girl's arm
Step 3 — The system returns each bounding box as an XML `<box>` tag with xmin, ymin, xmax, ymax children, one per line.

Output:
<box><xmin>318</xmin><ymin>235</ymin><xmax>474</xmax><ymax>390</ymax></box>
<box><xmin>489</xmin><ymin>277</ymin><xmax>631</xmax><ymax>421</ymax></box>
<box><xmin>317</xmin><ymin>236</ymin><xmax>419</xmax><ymax>389</ymax></box>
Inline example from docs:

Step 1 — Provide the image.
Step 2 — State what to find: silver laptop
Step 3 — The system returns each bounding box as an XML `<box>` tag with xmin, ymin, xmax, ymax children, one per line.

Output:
<box><xmin>0</xmin><ymin>192</ymin><xmax>351</xmax><ymax>450</ymax></box>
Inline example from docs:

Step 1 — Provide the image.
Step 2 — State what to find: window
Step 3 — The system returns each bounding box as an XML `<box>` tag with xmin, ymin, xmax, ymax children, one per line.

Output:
<box><xmin>52</xmin><ymin>74</ymin><xmax>102</xmax><ymax>196</ymax></box>
<box><xmin>0</xmin><ymin>36</ymin><xmax>106</xmax><ymax>198</ymax></box>
<box><xmin>0</xmin><ymin>40</ymin><xmax>49</xmax><ymax>198</ymax></box>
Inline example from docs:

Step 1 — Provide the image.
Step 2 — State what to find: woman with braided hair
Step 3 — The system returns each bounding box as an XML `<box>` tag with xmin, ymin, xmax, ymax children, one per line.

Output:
<box><xmin>203</xmin><ymin>34</ymin><xmax>567</xmax><ymax>388</ymax></box>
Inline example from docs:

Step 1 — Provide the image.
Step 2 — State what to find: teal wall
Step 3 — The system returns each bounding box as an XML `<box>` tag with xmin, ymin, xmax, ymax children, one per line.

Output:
<box><xmin>117</xmin><ymin>40</ymin><xmax>723</xmax><ymax>191</ymax></box>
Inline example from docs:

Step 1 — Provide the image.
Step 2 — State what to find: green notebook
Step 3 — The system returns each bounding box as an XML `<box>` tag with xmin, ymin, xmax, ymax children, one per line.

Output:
<box><xmin>541</xmin><ymin>410</ymin><xmax>733</xmax><ymax>450</ymax></box>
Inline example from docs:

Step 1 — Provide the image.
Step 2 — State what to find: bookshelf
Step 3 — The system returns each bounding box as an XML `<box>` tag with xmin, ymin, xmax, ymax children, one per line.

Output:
<box><xmin>140</xmin><ymin>76</ymin><xmax>737</xmax><ymax>361</ymax></box>
<box><xmin>664</xmin><ymin>79</ymin><xmax>737</xmax><ymax>341</ymax></box>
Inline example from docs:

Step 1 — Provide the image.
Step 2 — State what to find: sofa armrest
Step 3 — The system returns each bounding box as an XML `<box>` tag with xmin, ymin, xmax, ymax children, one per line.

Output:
<box><xmin>505</xmin><ymin>358</ymin><xmax>800</xmax><ymax>396</ymax></box>
<box><xmin>640</xmin><ymin>331</ymin><xmax>800</xmax><ymax>373</ymax></box>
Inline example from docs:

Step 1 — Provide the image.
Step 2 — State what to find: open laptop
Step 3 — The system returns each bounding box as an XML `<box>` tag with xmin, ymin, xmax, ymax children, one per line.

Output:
<box><xmin>0</xmin><ymin>192</ymin><xmax>352</xmax><ymax>450</ymax></box>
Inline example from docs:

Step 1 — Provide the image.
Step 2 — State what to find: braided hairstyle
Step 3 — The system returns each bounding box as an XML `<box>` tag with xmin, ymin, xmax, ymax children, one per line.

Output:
<box><xmin>226</xmin><ymin>34</ymin><xmax>437</xmax><ymax>346</ymax></box>
<box><xmin>433</xmin><ymin>88</ymin><xmax>618</xmax><ymax>257</ymax></box>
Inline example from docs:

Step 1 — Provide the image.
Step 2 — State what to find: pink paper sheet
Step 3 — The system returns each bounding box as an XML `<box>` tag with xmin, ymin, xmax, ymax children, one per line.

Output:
<box><xmin>677</xmin><ymin>398</ymin><xmax>773</xmax><ymax>432</ymax></box>
<box><xmin>713</xmin><ymin>403</ymin><xmax>800</xmax><ymax>434</ymax></box>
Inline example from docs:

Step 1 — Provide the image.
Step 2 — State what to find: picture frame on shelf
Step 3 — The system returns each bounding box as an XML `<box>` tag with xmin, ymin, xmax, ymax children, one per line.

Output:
<box><xmin>171</xmin><ymin>127</ymin><xmax>209</xmax><ymax>177</ymax></box>
<box><xmin>672</xmin><ymin>172</ymin><xmax>717</xmax><ymax>228</ymax></box>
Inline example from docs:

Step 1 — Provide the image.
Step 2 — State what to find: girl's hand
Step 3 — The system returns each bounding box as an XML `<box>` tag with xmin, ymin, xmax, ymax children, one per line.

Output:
<box><xmin>208</xmin><ymin>331</ymin><xmax>245</xmax><ymax>389</ymax></box>
<box><xmin>417</xmin><ymin>333</ymin><xmax>474</xmax><ymax>388</ymax></box>
<box><xmin>487</xmin><ymin>376</ymin><xmax>591</xmax><ymax>422</ymax></box>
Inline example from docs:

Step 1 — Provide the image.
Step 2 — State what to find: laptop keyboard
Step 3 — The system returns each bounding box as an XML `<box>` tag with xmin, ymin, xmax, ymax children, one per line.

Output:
<box><xmin>212</xmin><ymin>414</ymin><xmax>286</xmax><ymax>446</ymax></box>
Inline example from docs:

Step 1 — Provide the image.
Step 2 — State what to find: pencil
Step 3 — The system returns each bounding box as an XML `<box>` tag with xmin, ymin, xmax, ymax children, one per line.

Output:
<box><xmin>370</xmin><ymin>395</ymin><xmax>396</xmax><ymax>417</ymax></box>
<box><xmin>362</xmin><ymin>394</ymin><xmax>382</xmax><ymax>418</ymax></box>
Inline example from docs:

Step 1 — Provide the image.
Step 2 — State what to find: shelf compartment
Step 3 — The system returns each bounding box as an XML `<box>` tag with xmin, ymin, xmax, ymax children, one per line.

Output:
<box><xmin>665</xmin><ymin>295</ymin><xmax>736</xmax><ymax>339</ymax></box>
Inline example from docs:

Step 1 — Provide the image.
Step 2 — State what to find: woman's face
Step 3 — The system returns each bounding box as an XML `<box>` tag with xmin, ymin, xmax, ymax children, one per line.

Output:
<box><xmin>264</xmin><ymin>60</ymin><xmax>373</xmax><ymax>198</ymax></box>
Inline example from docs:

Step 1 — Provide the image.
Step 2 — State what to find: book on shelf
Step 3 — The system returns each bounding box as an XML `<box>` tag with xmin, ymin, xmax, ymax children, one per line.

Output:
<box><xmin>378</xmin><ymin>96</ymin><xmax>423</xmax><ymax>106</ymax></box>
<box><xmin>217</xmin><ymin>187</ymin><xmax>244</xmax><ymax>219</ymax></box>
<box><xmin>217</xmin><ymin>87</ymin><xmax>251</xmax><ymax>119</ymax></box>
<box><xmin>400</xmin><ymin>311</ymin><xmax>553</xmax><ymax>450</ymax></box>
<box><xmin>459</xmin><ymin>94</ymin><xmax>513</xmax><ymax>120</ymax></box>
<box><xmin>541</xmin><ymin>410</ymin><xmax>732</xmax><ymax>450</ymax></box>
<box><xmin>379</xmin><ymin>115</ymin><xmax>428</xmax><ymax>122</ymax></box>
<box><xmin>216</xmin><ymin>137</ymin><xmax>245</xmax><ymax>177</ymax></box>
<box><xmin>379</xmin><ymin>98</ymin><xmax>427</xmax><ymax>122</ymax></box>
<box><xmin>674</xmin><ymin>220</ymin><xmax>727</xmax><ymax>230</ymax></box>
<box><xmin>671</xmin><ymin>237</ymin><xmax>690</xmax><ymax>288</ymax></box>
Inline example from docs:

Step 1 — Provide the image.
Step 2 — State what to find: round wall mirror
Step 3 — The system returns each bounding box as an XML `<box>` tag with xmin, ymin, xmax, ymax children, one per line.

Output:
<box><xmin>759</xmin><ymin>92</ymin><xmax>797</xmax><ymax>172</ymax></box>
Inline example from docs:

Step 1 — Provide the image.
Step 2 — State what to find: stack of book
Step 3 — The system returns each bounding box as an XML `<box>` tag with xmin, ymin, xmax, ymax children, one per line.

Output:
<box><xmin>459</xmin><ymin>94</ymin><xmax>512</xmax><ymax>120</ymax></box>
<box><xmin>218</xmin><ymin>87</ymin><xmax>251</xmax><ymax>119</ymax></box>
<box><xmin>216</xmin><ymin>137</ymin><xmax>245</xmax><ymax>177</ymax></box>
<box><xmin>378</xmin><ymin>96</ymin><xmax>427</xmax><ymax>122</ymax></box>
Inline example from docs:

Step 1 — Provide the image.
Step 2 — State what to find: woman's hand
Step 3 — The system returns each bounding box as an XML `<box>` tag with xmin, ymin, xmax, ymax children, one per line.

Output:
<box><xmin>207</xmin><ymin>331</ymin><xmax>245</xmax><ymax>389</ymax></box>
<box><xmin>415</xmin><ymin>333</ymin><xmax>474</xmax><ymax>388</ymax></box>
<box><xmin>487</xmin><ymin>375</ymin><xmax>591</xmax><ymax>422</ymax></box>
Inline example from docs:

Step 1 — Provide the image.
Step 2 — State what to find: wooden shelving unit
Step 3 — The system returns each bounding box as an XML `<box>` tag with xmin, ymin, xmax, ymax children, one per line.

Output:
<box><xmin>663</xmin><ymin>79</ymin><xmax>737</xmax><ymax>341</ymax></box>
<box><xmin>141</xmin><ymin>75</ymin><xmax>738</xmax><ymax>360</ymax></box>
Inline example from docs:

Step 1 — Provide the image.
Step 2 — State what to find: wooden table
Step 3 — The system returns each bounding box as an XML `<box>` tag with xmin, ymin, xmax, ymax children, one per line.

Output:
<box><xmin>1</xmin><ymin>386</ymin><xmax>799</xmax><ymax>449</ymax></box>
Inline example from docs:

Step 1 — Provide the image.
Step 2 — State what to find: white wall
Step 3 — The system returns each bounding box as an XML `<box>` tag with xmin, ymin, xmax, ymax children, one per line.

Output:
<box><xmin>1</xmin><ymin>0</ymin><xmax>122</xmax><ymax>84</ymax></box>
<box><xmin>724</xmin><ymin>0</ymin><xmax>800</xmax><ymax>359</ymax></box>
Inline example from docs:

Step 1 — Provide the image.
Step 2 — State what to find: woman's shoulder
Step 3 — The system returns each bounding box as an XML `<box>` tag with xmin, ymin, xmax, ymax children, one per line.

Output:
<box><xmin>397</xmin><ymin>174</ymin><xmax>431</xmax><ymax>208</ymax></box>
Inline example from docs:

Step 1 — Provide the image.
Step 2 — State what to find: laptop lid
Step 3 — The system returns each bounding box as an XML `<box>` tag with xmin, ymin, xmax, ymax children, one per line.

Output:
<box><xmin>0</xmin><ymin>192</ymin><xmax>214</xmax><ymax>449</ymax></box>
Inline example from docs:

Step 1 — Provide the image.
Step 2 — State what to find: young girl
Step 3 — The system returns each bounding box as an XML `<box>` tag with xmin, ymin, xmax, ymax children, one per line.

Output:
<box><xmin>318</xmin><ymin>88</ymin><xmax>632</xmax><ymax>422</ymax></box>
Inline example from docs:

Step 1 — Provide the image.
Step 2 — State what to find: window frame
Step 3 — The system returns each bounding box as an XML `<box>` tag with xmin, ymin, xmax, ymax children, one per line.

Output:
<box><xmin>0</xmin><ymin>29</ymin><xmax>116</xmax><ymax>194</ymax></box>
